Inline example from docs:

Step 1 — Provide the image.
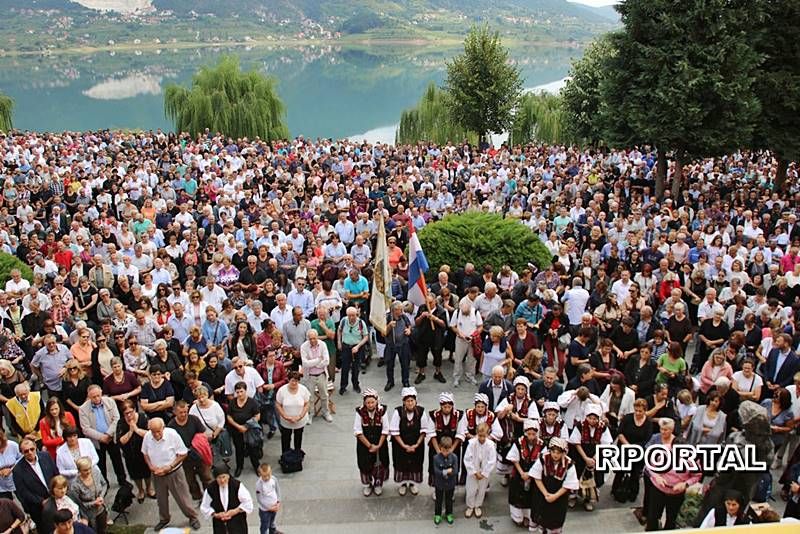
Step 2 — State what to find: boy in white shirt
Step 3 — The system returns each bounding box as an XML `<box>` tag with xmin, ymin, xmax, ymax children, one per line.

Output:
<box><xmin>463</xmin><ymin>422</ymin><xmax>496</xmax><ymax>519</ymax></box>
<box><xmin>255</xmin><ymin>463</ymin><xmax>282</xmax><ymax>534</ymax></box>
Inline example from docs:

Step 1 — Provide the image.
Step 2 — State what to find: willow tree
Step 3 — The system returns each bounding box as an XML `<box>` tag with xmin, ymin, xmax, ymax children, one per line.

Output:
<box><xmin>0</xmin><ymin>93</ymin><xmax>13</xmax><ymax>132</ymax></box>
<box><xmin>164</xmin><ymin>56</ymin><xmax>288</xmax><ymax>140</ymax></box>
<box><xmin>511</xmin><ymin>92</ymin><xmax>572</xmax><ymax>145</ymax></box>
<box><xmin>396</xmin><ymin>82</ymin><xmax>476</xmax><ymax>145</ymax></box>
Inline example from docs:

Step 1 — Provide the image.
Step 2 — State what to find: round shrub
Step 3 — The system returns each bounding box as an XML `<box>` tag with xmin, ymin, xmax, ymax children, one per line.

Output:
<box><xmin>417</xmin><ymin>212</ymin><xmax>552</xmax><ymax>275</ymax></box>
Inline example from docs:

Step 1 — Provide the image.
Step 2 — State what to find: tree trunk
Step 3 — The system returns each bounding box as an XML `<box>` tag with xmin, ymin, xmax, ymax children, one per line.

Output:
<box><xmin>655</xmin><ymin>150</ymin><xmax>667</xmax><ymax>200</ymax></box>
<box><xmin>671</xmin><ymin>152</ymin><xmax>683</xmax><ymax>200</ymax></box>
<box><xmin>774</xmin><ymin>156</ymin><xmax>789</xmax><ymax>193</ymax></box>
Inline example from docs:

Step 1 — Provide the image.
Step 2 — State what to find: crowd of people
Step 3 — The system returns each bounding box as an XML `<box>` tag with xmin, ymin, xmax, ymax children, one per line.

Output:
<box><xmin>0</xmin><ymin>129</ymin><xmax>797</xmax><ymax>533</ymax></box>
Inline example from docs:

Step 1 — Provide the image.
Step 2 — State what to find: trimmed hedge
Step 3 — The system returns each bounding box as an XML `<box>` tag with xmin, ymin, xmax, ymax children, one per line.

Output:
<box><xmin>0</xmin><ymin>252</ymin><xmax>33</xmax><ymax>287</ymax></box>
<box><xmin>417</xmin><ymin>212</ymin><xmax>552</xmax><ymax>275</ymax></box>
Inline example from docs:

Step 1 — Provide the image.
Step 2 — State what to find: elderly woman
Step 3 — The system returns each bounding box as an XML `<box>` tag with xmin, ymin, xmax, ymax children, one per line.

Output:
<box><xmin>150</xmin><ymin>338</ymin><xmax>185</xmax><ymax>398</ymax></box>
<box><xmin>0</xmin><ymin>430</ymin><xmax>21</xmax><ymax>500</ymax></box>
<box><xmin>116</xmin><ymin>400</ymin><xmax>153</xmax><ymax>502</ymax></box>
<box><xmin>481</xmin><ymin>326</ymin><xmax>509</xmax><ymax>378</ymax></box>
<box><xmin>762</xmin><ymin>388</ymin><xmax>795</xmax><ymax>469</ymax></box>
<box><xmin>699</xmin><ymin>348</ymin><xmax>734</xmax><ymax>398</ymax></box>
<box><xmin>102</xmin><ymin>357</ymin><xmax>141</xmax><ymax>409</ymax></box>
<box><xmin>507</xmin><ymin>318</ymin><xmax>539</xmax><ymax>375</ymax></box>
<box><xmin>123</xmin><ymin>335</ymin><xmax>154</xmax><ymax>381</ymax></box>
<box><xmin>55</xmin><ymin>426</ymin><xmax>98</xmax><ymax>481</ymax></box>
<box><xmin>189</xmin><ymin>385</ymin><xmax>229</xmax><ymax>461</ymax></box>
<box><xmin>69</xmin><ymin>457</ymin><xmax>109</xmax><ymax>534</ymax></box>
<box><xmin>183</xmin><ymin>325</ymin><xmax>209</xmax><ymax>360</ymax></box>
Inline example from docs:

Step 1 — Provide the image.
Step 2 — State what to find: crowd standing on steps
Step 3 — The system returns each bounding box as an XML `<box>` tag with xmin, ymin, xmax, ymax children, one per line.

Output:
<box><xmin>0</xmin><ymin>130</ymin><xmax>797</xmax><ymax>531</ymax></box>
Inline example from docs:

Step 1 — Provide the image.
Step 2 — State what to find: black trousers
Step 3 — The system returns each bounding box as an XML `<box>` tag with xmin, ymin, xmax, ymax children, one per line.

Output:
<box><xmin>435</xmin><ymin>488</ymin><xmax>454</xmax><ymax>516</ymax></box>
<box><xmin>339</xmin><ymin>344</ymin><xmax>362</xmax><ymax>392</ymax></box>
<box><xmin>645</xmin><ymin>479</ymin><xmax>684</xmax><ymax>531</ymax></box>
<box><xmin>231</xmin><ymin>429</ymin><xmax>260</xmax><ymax>471</ymax></box>
<box><xmin>279</xmin><ymin>425</ymin><xmax>304</xmax><ymax>454</ymax></box>
<box><xmin>98</xmin><ymin>441</ymin><xmax>127</xmax><ymax>485</ymax></box>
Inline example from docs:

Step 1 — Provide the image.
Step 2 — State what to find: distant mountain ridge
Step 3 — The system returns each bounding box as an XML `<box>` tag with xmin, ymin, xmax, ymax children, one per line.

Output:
<box><xmin>0</xmin><ymin>0</ymin><xmax>618</xmax><ymax>52</ymax></box>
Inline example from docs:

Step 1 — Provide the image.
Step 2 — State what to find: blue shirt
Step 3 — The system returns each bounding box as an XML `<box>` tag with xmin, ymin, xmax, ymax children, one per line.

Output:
<box><xmin>92</xmin><ymin>402</ymin><xmax>109</xmax><ymax>435</ymax></box>
<box><xmin>343</xmin><ymin>276</ymin><xmax>369</xmax><ymax>304</ymax></box>
<box><xmin>0</xmin><ymin>440</ymin><xmax>21</xmax><ymax>492</ymax></box>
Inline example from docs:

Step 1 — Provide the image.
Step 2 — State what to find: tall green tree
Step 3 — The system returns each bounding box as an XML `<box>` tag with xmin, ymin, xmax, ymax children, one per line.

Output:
<box><xmin>396</xmin><ymin>82</ymin><xmax>476</xmax><ymax>145</ymax></box>
<box><xmin>752</xmin><ymin>0</ymin><xmax>800</xmax><ymax>192</ymax></box>
<box><xmin>560</xmin><ymin>34</ymin><xmax>616</xmax><ymax>145</ymax></box>
<box><xmin>0</xmin><ymin>93</ymin><xmax>13</xmax><ymax>132</ymax></box>
<box><xmin>443</xmin><ymin>24</ymin><xmax>522</xmax><ymax>143</ymax></box>
<box><xmin>164</xmin><ymin>56</ymin><xmax>288</xmax><ymax>140</ymax></box>
<box><xmin>511</xmin><ymin>92</ymin><xmax>572</xmax><ymax>145</ymax></box>
<box><xmin>601</xmin><ymin>0</ymin><xmax>763</xmax><ymax>199</ymax></box>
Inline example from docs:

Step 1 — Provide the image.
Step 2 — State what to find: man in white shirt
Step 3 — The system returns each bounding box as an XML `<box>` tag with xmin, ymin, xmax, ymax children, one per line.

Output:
<box><xmin>697</xmin><ymin>288</ymin><xmax>725</xmax><ymax>322</ymax></box>
<box><xmin>287</xmin><ymin>278</ymin><xmax>315</xmax><ymax>318</ymax></box>
<box><xmin>141</xmin><ymin>418</ymin><xmax>201</xmax><ymax>531</ymax></box>
<box><xmin>561</xmin><ymin>277</ymin><xmax>590</xmax><ymax>331</ymax></box>
<box><xmin>224</xmin><ymin>357</ymin><xmax>265</xmax><ymax>399</ymax></box>
<box><xmin>269</xmin><ymin>294</ymin><xmax>292</xmax><ymax>331</ymax></box>
<box><xmin>300</xmin><ymin>329</ymin><xmax>332</xmax><ymax>422</ymax></box>
<box><xmin>610</xmin><ymin>270</ymin><xmax>633</xmax><ymax>303</ymax></box>
<box><xmin>200</xmin><ymin>276</ymin><xmax>227</xmax><ymax>312</ymax></box>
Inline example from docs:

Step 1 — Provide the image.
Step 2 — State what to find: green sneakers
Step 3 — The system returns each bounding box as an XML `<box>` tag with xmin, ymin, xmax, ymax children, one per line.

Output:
<box><xmin>446</xmin><ymin>514</ymin><xmax>454</xmax><ymax>525</ymax></box>
<box><xmin>434</xmin><ymin>515</ymin><xmax>442</xmax><ymax>525</ymax></box>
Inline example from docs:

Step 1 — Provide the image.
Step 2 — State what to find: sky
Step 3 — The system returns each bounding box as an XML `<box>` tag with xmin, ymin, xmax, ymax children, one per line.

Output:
<box><xmin>568</xmin><ymin>0</ymin><xmax>619</xmax><ymax>6</ymax></box>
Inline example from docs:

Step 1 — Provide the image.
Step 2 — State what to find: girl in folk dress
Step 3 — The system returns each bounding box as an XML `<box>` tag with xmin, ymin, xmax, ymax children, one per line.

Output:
<box><xmin>539</xmin><ymin>402</ymin><xmax>569</xmax><ymax>449</ymax></box>
<box><xmin>427</xmin><ymin>393</ymin><xmax>462</xmax><ymax>487</ymax></box>
<box><xmin>530</xmin><ymin>437</ymin><xmax>579</xmax><ymax>534</ymax></box>
<box><xmin>456</xmin><ymin>393</ymin><xmax>503</xmax><ymax>485</ymax></box>
<box><xmin>567</xmin><ymin>403</ymin><xmax>613</xmax><ymax>511</ymax></box>
<box><xmin>506</xmin><ymin>419</ymin><xmax>545</xmax><ymax>527</ymax></box>
<box><xmin>389</xmin><ymin>387</ymin><xmax>434</xmax><ymax>496</ymax></box>
<box><xmin>495</xmin><ymin>376</ymin><xmax>540</xmax><ymax>485</ymax></box>
<box><xmin>353</xmin><ymin>388</ymin><xmax>390</xmax><ymax>497</ymax></box>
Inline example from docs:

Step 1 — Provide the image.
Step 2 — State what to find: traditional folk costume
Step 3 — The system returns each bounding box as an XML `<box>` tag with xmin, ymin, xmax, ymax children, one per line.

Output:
<box><xmin>539</xmin><ymin>401</ymin><xmax>569</xmax><ymax>449</ymax></box>
<box><xmin>456</xmin><ymin>393</ymin><xmax>502</xmax><ymax>485</ymax></box>
<box><xmin>530</xmin><ymin>437</ymin><xmax>579</xmax><ymax>534</ymax></box>
<box><xmin>427</xmin><ymin>393</ymin><xmax>461</xmax><ymax>486</ymax></box>
<box><xmin>506</xmin><ymin>419</ymin><xmax>545</xmax><ymax>526</ymax></box>
<box><xmin>389</xmin><ymin>387</ymin><xmax>433</xmax><ymax>495</ymax></box>
<box><xmin>353</xmin><ymin>388</ymin><xmax>390</xmax><ymax>496</ymax></box>
<box><xmin>567</xmin><ymin>403</ymin><xmax>612</xmax><ymax>510</ymax></box>
<box><xmin>495</xmin><ymin>376</ymin><xmax>540</xmax><ymax>478</ymax></box>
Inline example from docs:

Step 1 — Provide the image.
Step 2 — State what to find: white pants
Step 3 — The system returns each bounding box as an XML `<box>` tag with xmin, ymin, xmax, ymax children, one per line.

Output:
<box><xmin>510</xmin><ymin>505</ymin><xmax>531</xmax><ymax>524</ymax></box>
<box><xmin>465</xmin><ymin>475</ymin><xmax>490</xmax><ymax>508</ymax></box>
<box><xmin>376</xmin><ymin>342</ymin><xmax>386</xmax><ymax>360</ymax></box>
<box><xmin>453</xmin><ymin>337</ymin><xmax>476</xmax><ymax>381</ymax></box>
<box><xmin>305</xmin><ymin>372</ymin><xmax>329</xmax><ymax>418</ymax></box>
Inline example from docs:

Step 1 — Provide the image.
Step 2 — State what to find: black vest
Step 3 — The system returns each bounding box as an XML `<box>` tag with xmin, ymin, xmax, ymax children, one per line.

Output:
<box><xmin>207</xmin><ymin>478</ymin><xmax>248</xmax><ymax>534</ymax></box>
<box><xmin>714</xmin><ymin>507</ymin><xmax>748</xmax><ymax>527</ymax></box>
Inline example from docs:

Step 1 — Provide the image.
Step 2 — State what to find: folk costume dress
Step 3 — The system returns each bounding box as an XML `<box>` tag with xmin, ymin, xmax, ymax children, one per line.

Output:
<box><xmin>456</xmin><ymin>393</ymin><xmax>503</xmax><ymax>485</ymax></box>
<box><xmin>539</xmin><ymin>402</ymin><xmax>570</xmax><ymax>449</ymax></box>
<box><xmin>427</xmin><ymin>393</ymin><xmax>461</xmax><ymax>486</ymax></box>
<box><xmin>353</xmin><ymin>392</ymin><xmax>390</xmax><ymax>489</ymax></box>
<box><xmin>567</xmin><ymin>406</ymin><xmax>613</xmax><ymax>488</ymax></box>
<box><xmin>530</xmin><ymin>444</ymin><xmax>579</xmax><ymax>534</ymax></box>
<box><xmin>506</xmin><ymin>421</ymin><xmax>545</xmax><ymax>525</ymax></box>
<box><xmin>389</xmin><ymin>388</ymin><xmax>434</xmax><ymax>484</ymax></box>
<box><xmin>495</xmin><ymin>377</ymin><xmax>539</xmax><ymax>476</ymax></box>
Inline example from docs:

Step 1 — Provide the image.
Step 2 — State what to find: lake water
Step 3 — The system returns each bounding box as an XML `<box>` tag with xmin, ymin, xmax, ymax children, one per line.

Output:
<box><xmin>0</xmin><ymin>44</ymin><xmax>580</xmax><ymax>143</ymax></box>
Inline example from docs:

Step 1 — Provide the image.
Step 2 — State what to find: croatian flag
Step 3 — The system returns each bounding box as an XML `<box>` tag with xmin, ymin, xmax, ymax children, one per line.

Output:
<box><xmin>407</xmin><ymin>222</ymin><xmax>430</xmax><ymax>307</ymax></box>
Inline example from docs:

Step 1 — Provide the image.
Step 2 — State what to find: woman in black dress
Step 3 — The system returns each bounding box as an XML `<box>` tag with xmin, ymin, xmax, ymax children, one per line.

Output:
<box><xmin>506</xmin><ymin>419</ymin><xmax>544</xmax><ymax>527</ymax></box>
<box><xmin>116</xmin><ymin>399</ymin><xmax>154</xmax><ymax>501</ymax></box>
<box><xmin>226</xmin><ymin>381</ymin><xmax>261</xmax><ymax>477</ymax></box>
<box><xmin>531</xmin><ymin>437</ymin><xmax>579</xmax><ymax>534</ymax></box>
<box><xmin>612</xmin><ymin>398</ymin><xmax>652</xmax><ymax>505</ymax></box>
<box><xmin>353</xmin><ymin>388</ymin><xmax>390</xmax><ymax>497</ymax></box>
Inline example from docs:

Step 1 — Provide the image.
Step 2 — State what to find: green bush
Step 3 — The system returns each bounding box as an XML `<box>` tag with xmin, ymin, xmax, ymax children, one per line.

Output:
<box><xmin>417</xmin><ymin>212</ymin><xmax>552</xmax><ymax>276</ymax></box>
<box><xmin>0</xmin><ymin>252</ymin><xmax>33</xmax><ymax>287</ymax></box>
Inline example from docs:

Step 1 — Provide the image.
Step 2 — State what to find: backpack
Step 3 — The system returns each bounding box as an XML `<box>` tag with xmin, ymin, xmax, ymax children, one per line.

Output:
<box><xmin>279</xmin><ymin>448</ymin><xmax>305</xmax><ymax>474</ymax></box>
<box><xmin>111</xmin><ymin>482</ymin><xmax>134</xmax><ymax>513</ymax></box>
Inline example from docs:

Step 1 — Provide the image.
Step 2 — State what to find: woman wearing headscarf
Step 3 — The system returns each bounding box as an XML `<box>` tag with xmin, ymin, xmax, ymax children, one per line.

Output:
<box><xmin>567</xmin><ymin>403</ymin><xmax>612</xmax><ymax>511</ymax></box>
<box><xmin>530</xmin><ymin>437</ymin><xmax>579</xmax><ymax>534</ymax></box>
<box><xmin>506</xmin><ymin>418</ymin><xmax>544</xmax><ymax>527</ymax></box>
<box><xmin>456</xmin><ymin>393</ymin><xmax>502</xmax><ymax>485</ymax></box>
<box><xmin>495</xmin><ymin>376</ymin><xmax>539</xmax><ymax>486</ymax></box>
<box><xmin>389</xmin><ymin>387</ymin><xmax>433</xmax><ymax>497</ymax></box>
<box><xmin>427</xmin><ymin>393</ymin><xmax>461</xmax><ymax>488</ymax></box>
<box><xmin>353</xmin><ymin>388</ymin><xmax>390</xmax><ymax>497</ymax></box>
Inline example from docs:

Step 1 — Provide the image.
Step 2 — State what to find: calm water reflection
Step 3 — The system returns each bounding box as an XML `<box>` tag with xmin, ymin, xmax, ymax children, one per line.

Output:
<box><xmin>0</xmin><ymin>44</ymin><xmax>580</xmax><ymax>140</ymax></box>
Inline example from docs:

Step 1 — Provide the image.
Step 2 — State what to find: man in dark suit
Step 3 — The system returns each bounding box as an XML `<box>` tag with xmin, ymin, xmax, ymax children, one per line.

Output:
<box><xmin>12</xmin><ymin>438</ymin><xmax>59</xmax><ymax>526</ymax></box>
<box><xmin>763</xmin><ymin>333</ymin><xmax>800</xmax><ymax>398</ymax></box>
<box><xmin>477</xmin><ymin>366</ymin><xmax>513</xmax><ymax>412</ymax></box>
<box><xmin>530</xmin><ymin>367</ymin><xmax>564</xmax><ymax>411</ymax></box>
